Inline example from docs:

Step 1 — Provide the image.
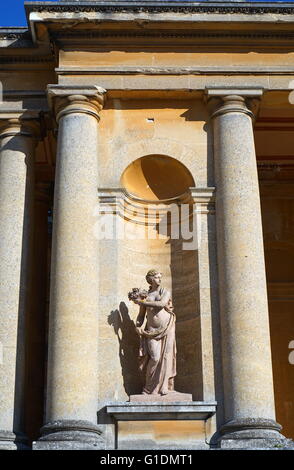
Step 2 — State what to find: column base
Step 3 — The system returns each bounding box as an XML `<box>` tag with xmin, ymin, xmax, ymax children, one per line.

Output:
<box><xmin>33</xmin><ymin>420</ymin><xmax>105</xmax><ymax>450</ymax></box>
<box><xmin>218</xmin><ymin>418</ymin><xmax>294</xmax><ymax>449</ymax></box>
<box><xmin>0</xmin><ymin>430</ymin><xmax>30</xmax><ymax>450</ymax></box>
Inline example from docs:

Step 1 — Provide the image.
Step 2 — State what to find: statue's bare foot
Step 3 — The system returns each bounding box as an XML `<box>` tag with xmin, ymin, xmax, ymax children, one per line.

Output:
<box><xmin>160</xmin><ymin>390</ymin><xmax>169</xmax><ymax>395</ymax></box>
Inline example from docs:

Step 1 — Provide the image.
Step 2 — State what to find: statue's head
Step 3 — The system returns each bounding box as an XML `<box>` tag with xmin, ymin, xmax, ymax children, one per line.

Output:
<box><xmin>146</xmin><ymin>269</ymin><xmax>162</xmax><ymax>286</ymax></box>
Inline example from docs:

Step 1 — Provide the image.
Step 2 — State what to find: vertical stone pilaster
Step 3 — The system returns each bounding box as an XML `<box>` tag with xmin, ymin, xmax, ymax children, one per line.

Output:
<box><xmin>34</xmin><ymin>86</ymin><xmax>106</xmax><ymax>450</ymax></box>
<box><xmin>205</xmin><ymin>89</ymin><xmax>287</xmax><ymax>449</ymax></box>
<box><xmin>0</xmin><ymin>117</ymin><xmax>39</xmax><ymax>450</ymax></box>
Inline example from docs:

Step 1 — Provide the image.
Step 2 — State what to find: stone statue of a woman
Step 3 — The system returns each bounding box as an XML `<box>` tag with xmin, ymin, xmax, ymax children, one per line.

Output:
<box><xmin>130</xmin><ymin>269</ymin><xmax>177</xmax><ymax>396</ymax></box>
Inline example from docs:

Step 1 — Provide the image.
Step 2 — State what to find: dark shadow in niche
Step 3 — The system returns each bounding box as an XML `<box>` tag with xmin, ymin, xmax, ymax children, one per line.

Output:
<box><xmin>24</xmin><ymin>183</ymin><xmax>53</xmax><ymax>446</ymax></box>
<box><xmin>171</xmin><ymin>239</ymin><xmax>203</xmax><ymax>401</ymax></box>
<box><xmin>206</xmin><ymin>212</ymin><xmax>224</xmax><ymax>446</ymax></box>
<box><xmin>155</xmin><ymin>207</ymin><xmax>203</xmax><ymax>401</ymax></box>
<box><xmin>203</xmin><ymin>120</ymin><xmax>215</xmax><ymax>188</ymax></box>
<box><xmin>108</xmin><ymin>302</ymin><xmax>143</xmax><ymax>396</ymax></box>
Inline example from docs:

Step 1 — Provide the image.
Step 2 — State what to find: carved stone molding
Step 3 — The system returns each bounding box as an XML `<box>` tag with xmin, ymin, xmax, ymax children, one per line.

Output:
<box><xmin>106</xmin><ymin>401</ymin><xmax>217</xmax><ymax>421</ymax></box>
<box><xmin>52</xmin><ymin>30</ymin><xmax>294</xmax><ymax>41</ymax></box>
<box><xmin>98</xmin><ymin>187</ymin><xmax>215</xmax><ymax>227</ymax></box>
<box><xmin>55</xmin><ymin>65</ymin><xmax>294</xmax><ymax>76</ymax></box>
<box><xmin>205</xmin><ymin>88</ymin><xmax>263</xmax><ymax>121</ymax></box>
<box><xmin>26</xmin><ymin>3</ymin><xmax>294</xmax><ymax>16</ymax></box>
<box><xmin>47</xmin><ymin>85</ymin><xmax>106</xmax><ymax>123</ymax></box>
<box><xmin>0</xmin><ymin>116</ymin><xmax>41</xmax><ymax>140</ymax></box>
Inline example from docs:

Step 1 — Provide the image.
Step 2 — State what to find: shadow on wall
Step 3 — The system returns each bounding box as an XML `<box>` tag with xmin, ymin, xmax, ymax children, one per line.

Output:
<box><xmin>108</xmin><ymin>221</ymin><xmax>204</xmax><ymax>400</ymax></box>
<box><xmin>108</xmin><ymin>302</ymin><xmax>143</xmax><ymax>396</ymax></box>
<box><xmin>168</xmin><ymin>223</ymin><xmax>203</xmax><ymax>400</ymax></box>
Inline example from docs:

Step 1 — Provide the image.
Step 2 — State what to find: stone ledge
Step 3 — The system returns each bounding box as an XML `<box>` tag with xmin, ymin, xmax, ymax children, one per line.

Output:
<box><xmin>106</xmin><ymin>401</ymin><xmax>217</xmax><ymax>421</ymax></box>
<box><xmin>25</xmin><ymin>2</ymin><xmax>294</xmax><ymax>17</ymax></box>
<box><xmin>129</xmin><ymin>392</ymin><xmax>193</xmax><ymax>402</ymax></box>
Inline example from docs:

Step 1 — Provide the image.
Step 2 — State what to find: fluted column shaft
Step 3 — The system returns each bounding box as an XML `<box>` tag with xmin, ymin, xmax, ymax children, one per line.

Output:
<box><xmin>0</xmin><ymin>117</ymin><xmax>38</xmax><ymax>449</ymax></box>
<box><xmin>34</xmin><ymin>86</ymin><xmax>106</xmax><ymax>450</ymax></box>
<box><xmin>207</xmin><ymin>90</ymin><xmax>285</xmax><ymax>448</ymax></box>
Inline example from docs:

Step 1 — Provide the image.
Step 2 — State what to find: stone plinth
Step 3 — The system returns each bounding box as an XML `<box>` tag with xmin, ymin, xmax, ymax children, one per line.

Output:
<box><xmin>130</xmin><ymin>392</ymin><xmax>192</xmax><ymax>403</ymax></box>
<box><xmin>106</xmin><ymin>401</ymin><xmax>216</xmax><ymax>449</ymax></box>
<box><xmin>107</xmin><ymin>401</ymin><xmax>216</xmax><ymax>421</ymax></box>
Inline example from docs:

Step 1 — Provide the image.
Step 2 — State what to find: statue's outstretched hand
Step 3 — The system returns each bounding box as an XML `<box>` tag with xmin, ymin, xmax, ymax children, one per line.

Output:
<box><xmin>135</xmin><ymin>325</ymin><xmax>143</xmax><ymax>336</ymax></box>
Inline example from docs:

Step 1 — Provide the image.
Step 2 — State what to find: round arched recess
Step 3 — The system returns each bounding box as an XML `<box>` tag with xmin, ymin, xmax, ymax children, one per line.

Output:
<box><xmin>120</xmin><ymin>154</ymin><xmax>195</xmax><ymax>201</ymax></box>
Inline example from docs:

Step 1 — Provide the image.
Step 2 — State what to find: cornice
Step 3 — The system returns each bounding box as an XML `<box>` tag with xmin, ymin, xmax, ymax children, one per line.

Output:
<box><xmin>3</xmin><ymin>26</ymin><xmax>294</xmax><ymax>50</ymax></box>
<box><xmin>23</xmin><ymin>2</ymin><xmax>294</xmax><ymax>46</ymax></box>
<box><xmin>0</xmin><ymin>29</ymin><xmax>31</xmax><ymax>40</ymax></box>
<box><xmin>25</xmin><ymin>2</ymin><xmax>294</xmax><ymax>16</ymax></box>
<box><xmin>55</xmin><ymin>65</ymin><xmax>294</xmax><ymax>75</ymax></box>
<box><xmin>0</xmin><ymin>29</ymin><xmax>34</xmax><ymax>48</ymax></box>
<box><xmin>51</xmin><ymin>29</ymin><xmax>294</xmax><ymax>41</ymax></box>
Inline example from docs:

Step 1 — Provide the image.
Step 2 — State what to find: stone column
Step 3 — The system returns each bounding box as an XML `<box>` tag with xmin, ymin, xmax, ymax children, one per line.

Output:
<box><xmin>206</xmin><ymin>89</ymin><xmax>286</xmax><ymax>449</ymax></box>
<box><xmin>0</xmin><ymin>116</ymin><xmax>39</xmax><ymax>449</ymax></box>
<box><xmin>34</xmin><ymin>86</ymin><xmax>106</xmax><ymax>450</ymax></box>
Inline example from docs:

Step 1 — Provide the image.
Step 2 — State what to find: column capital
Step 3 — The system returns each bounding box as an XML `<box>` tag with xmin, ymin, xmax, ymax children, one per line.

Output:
<box><xmin>204</xmin><ymin>88</ymin><xmax>263</xmax><ymax>120</ymax></box>
<box><xmin>47</xmin><ymin>85</ymin><xmax>106</xmax><ymax>123</ymax></box>
<box><xmin>0</xmin><ymin>113</ymin><xmax>42</xmax><ymax>140</ymax></box>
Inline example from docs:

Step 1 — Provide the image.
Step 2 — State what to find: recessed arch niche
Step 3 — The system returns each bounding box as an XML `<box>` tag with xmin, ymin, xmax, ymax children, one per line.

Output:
<box><xmin>112</xmin><ymin>154</ymin><xmax>203</xmax><ymax>400</ymax></box>
<box><xmin>121</xmin><ymin>154</ymin><xmax>195</xmax><ymax>201</ymax></box>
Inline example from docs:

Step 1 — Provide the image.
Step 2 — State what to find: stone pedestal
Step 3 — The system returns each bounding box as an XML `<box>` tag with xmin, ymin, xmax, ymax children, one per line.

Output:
<box><xmin>34</xmin><ymin>86</ymin><xmax>106</xmax><ymax>450</ymax></box>
<box><xmin>206</xmin><ymin>88</ymin><xmax>286</xmax><ymax>449</ymax></box>
<box><xmin>130</xmin><ymin>392</ymin><xmax>192</xmax><ymax>402</ymax></box>
<box><xmin>0</xmin><ymin>117</ymin><xmax>39</xmax><ymax>450</ymax></box>
<box><xmin>106</xmin><ymin>401</ymin><xmax>217</xmax><ymax>449</ymax></box>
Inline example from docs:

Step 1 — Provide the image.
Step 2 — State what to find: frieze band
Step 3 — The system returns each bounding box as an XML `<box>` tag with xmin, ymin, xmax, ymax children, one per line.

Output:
<box><xmin>26</xmin><ymin>3</ymin><xmax>294</xmax><ymax>16</ymax></box>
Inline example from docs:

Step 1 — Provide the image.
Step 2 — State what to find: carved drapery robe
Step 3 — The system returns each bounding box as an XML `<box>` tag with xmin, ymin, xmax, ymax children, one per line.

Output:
<box><xmin>138</xmin><ymin>287</ymin><xmax>177</xmax><ymax>395</ymax></box>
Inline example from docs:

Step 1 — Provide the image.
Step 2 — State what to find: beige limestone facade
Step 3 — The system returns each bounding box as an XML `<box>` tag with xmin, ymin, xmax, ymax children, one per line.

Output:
<box><xmin>0</xmin><ymin>0</ymin><xmax>294</xmax><ymax>450</ymax></box>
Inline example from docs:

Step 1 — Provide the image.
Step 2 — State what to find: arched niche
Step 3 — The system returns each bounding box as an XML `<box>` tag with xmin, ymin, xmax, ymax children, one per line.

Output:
<box><xmin>106</xmin><ymin>154</ymin><xmax>203</xmax><ymax>400</ymax></box>
<box><xmin>121</xmin><ymin>154</ymin><xmax>195</xmax><ymax>201</ymax></box>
